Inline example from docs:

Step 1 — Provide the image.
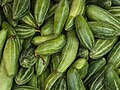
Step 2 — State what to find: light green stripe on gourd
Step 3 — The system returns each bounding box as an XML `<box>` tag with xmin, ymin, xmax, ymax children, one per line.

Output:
<box><xmin>34</xmin><ymin>0</ymin><xmax>50</xmax><ymax>26</ymax></box>
<box><xmin>21</xmin><ymin>12</ymin><xmax>37</xmax><ymax>28</ymax></box>
<box><xmin>0</xmin><ymin>29</ymin><xmax>7</xmax><ymax>60</ymax></box>
<box><xmin>15</xmin><ymin>86</ymin><xmax>40</xmax><ymax>90</ymax></box>
<box><xmin>86</xmin><ymin>5</ymin><xmax>120</xmax><ymax>30</ymax></box>
<box><xmin>75</xmin><ymin>15</ymin><xmax>95</xmax><ymax>50</ymax></box>
<box><xmin>13</xmin><ymin>0</ymin><xmax>30</xmax><ymax>19</ymax></box>
<box><xmin>27</xmin><ymin>74</ymin><xmax>37</xmax><ymax>87</ymax></box>
<box><xmin>90</xmin><ymin>37</ymin><xmax>118</xmax><ymax>59</ymax></box>
<box><xmin>54</xmin><ymin>0</ymin><xmax>69</xmax><ymax>35</ymax></box>
<box><xmin>57</xmin><ymin>30</ymin><xmax>79</xmax><ymax>73</ymax></box>
<box><xmin>107</xmin><ymin>41</ymin><xmax>120</xmax><ymax>68</ymax></box>
<box><xmin>1</xmin><ymin>0</ymin><xmax>13</xmax><ymax>6</ymax></box>
<box><xmin>65</xmin><ymin>0</ymin><xmax>85</xmax><ymax>30</ymax></box>
<box><xmin>35</xmin><ymin>34</ymin><xmax>66</xmax><ymax>55</ymax></box>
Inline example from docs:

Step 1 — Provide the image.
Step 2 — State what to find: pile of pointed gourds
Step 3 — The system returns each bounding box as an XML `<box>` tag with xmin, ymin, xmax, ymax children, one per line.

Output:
<box><xmin>0</xmin><ymin>0</ymin><xmax>120</xmax><ymax>90</ymax></box>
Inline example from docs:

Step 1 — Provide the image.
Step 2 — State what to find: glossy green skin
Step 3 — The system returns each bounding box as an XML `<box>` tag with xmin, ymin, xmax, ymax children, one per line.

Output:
<box><xmin>84</xmin><ymin>58</ymin><xmax>106</xmax><ymax>84</ymax></box>
<box><xmin>0</xmin><ymin>29</ymin><xmax>7</xmax><ymax>60</ymax></box>
<box><xmin>41</xmin><ymin>18</ymin><xmax>54</xmax><ymax>36</ymax></box>
<box><xmin>45</xmin><ymin>4</ymin><xmax>58</xmax><ymax>20</ymax></box>
<box><xmin>86</xmin><ymin>5</ymin><xmax>120</xmax><ymax>30</ymax></box>
<box><xmin>50</xmin><ymin>53</ymin><xmax>61</xmax><ymax>72</ymax></box>
<box><xmin>15</xmin><ymin>25</ymin><xmax>36</xmax><ymax>39</ymax></box>
<box><xmin>44</xmin><ymin>71</ymin><xmax>62</xmax><ymax>90</ymax></box>
<box><xmin>35</xmin><ymin>55</ymin><xmax>51</xmax><ymax>76</ymax></box>
<box><xmin>75</xmin><ymin>15</ymin><xmax>95</xmax><ymax>50</ymax></box>
<box><xmin>34</xmin><ymin>0</ymin><xmax>50</xmax><ymax>26</ymax></box>
<box><xmin>21</xmin><ymin>12</ymin><xmax>37</xmax><ymax>28</ymax></box>
<box><xmin>37</xmin><ymin>68</ymin><xmax>50</xmax><ymax>90</ymax></box>
<box><xmin>3</xmin><ymin>4</ymin><xmax>18</xmax><ymax>27</ymax></box>
<box><xmin>0</xmin><ymin>59</ymin><xmax>13</xmax><ymax>90</ymax></box>
<box><xmin>13</xmin><ymin>0</ymin><xmax>30</xmax><ymax>19</ymax></box>
<box><xmin>2</xmin><ymin>37</ymin><xmax>19</xmax><ymax>77</ymax></box>
<box><xmin>77</xmin><ymin>47</ymin><xmax>89</xmax><ymax>60</ymax></box>
<box><xmin>57</xmin><ymin>30</ymin><xmax>79</xmax><ymax>73</ymax></box>
<box><xmin>112</xmin><ymin>0</ymin><xmax>120</xmax><ymax>5</ymax></box>
<box><xmin>67</xmin><ymin>68</ymin><xmax>86</xmax><ymax>90</ymax></box>
<box><xmin>88</xmin><ymin>21</ymin><xmax>119</xmax><ymax>39</ymax></box>
<box><xmin>104</xmin><ymin>68</ymin><xmax>120</xmax><ymax>90</ymax></box>
<box><xmin>108</xmin><ymin>41</ymin><xmax>120</xmax><ymax>68</ymax></box>
<box><xmin>90</xmin><ymin>37</ymin><xmax>118</xmax><ymax>59</ymax></box>
<box><xmin>71</xmin><ymin>58</ymin><xmax>89</xmax><ymax>79</ymax></box>
<box><xmin>15</xmin><ymin>86</ymin><xmax>40</xmax><ymax>90</ymax></box>
<box><xmin>15</xmin><ymin>67</ymin><xmax>34</xmax><ymax>85</ymax></box>
<box><xmin>65</xmin><ymin>0</ymin><xmax>85</xmax><ymax>30</ymax></box>
<box><xmin>54</xmin><ymin>0</ymin><xmax>69</xmax><ymax>35</ymax></box>
<box><xmin>2</xmin><ymin>22</ymin><xmax>22</xmax><ymax>53</ymax></box>
<box><xmin>1</xmin><ymin>0</ymin><xmax>13</xmax><ymax>6</ymax></box>
<box><xmin>27</xmin><ymin>74</ymin><xmax>37</xmax><ymax>87</ymax></box>
<box><xmin>35</xmin><ymin>34</ymin><xmax>66</xmax><ymax>55</ymax></box>
<box><xmin>32</xmin><ymin>34</ymin><xmax>57</xmax><ymax>45</ymax></box>
<box><xmin>19</xmin><ymin>47</ymin><xmax>38</xmax><ymax>68</ymax></box>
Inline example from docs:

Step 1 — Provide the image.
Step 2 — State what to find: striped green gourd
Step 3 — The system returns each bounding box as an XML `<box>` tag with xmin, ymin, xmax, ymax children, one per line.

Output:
<box><xmin>15</xmin><ymin>25</ymin><xmax>37</xmax><ymax>39</ymax></box>
<box><xmin>50</xmin><ymin>53</ymin><xmax>61</xmax><ymax>72</ymax></box>
<box><xmin>3</xmin><ymin>3</ymin><xmax>18</xmax><ymax>27</ymax></box>
<box><xmin>27</xmin><ymin>74</ymin><xmax>37</xmax><ymax>87</ymax></box>
<box><xmin>86</xmin><ymin>5</ymin><xmax>120</xmax><ymax>30</ymax></box>
<box><xmin>90</xmin><ymin>37</ymin><xmax>118</xmax><ymax>59</ymax></box>
<box><xmin>88</xmin><ymin>21</ymin><xmax>119</xmax><ymax>39</ymax></box>
<box><xmin>2</xmin><ymin>36</ymin><xmax>19</xmax><ymax>77</ymax></box>
<box><xmin>15</xmin><ymin>67</ymin><xmax>34</xmax><ymax>85</ymax></box>
<box><xmin>84</xmin><ymin>58</ymin><xmax>106</xmax><ymax>84</ymax></box>
<box><xmin>41</xmin><ymin>18</ymin><xmax>54</xmax><ymax>36</ymax></box>
<box><xmin>21</xmin><ymin>12</ymin><xmax>37</xmax><ymax>28</ymax></box>
<box><xmin>57</xmin><ymin>30</ymin><xmax>79</xmax><ymax>73</ymax></box>
<box><xmin>34</xmin><ymin>0</ymin><xmax>50</xmax><ymax>26</ymax></box>
<box><xmin>0</xmin><ymin>29</ymin><xmax>7</xmax><ymax>60</ymax></box>
<box><xmin>115</xmin><ymin>68</ymin><xmax>120</xmax><ymax>76</ymax></box>
<box><xmin>107</xmin><ymin>41</ymin><xmax>120</xmax><ymax>68</ymax></box>
<box><xmin>112</xmin><ymin>0</ymin><xmax>120</xmax><ymax>5</ymax></box>
<box><xmin>35</xmin><ymin>55</ymin><xmax>51</xmax><ymax>76</ymax></box>
<box><xmin>65</xmin><ymin>0</ymin><xmax>85</xmax><ymax>30</ymax></box>
<box><xmin>104</xmin><ymin>67</ymin><xmax>120</xmax><ymax>90</ymax></box>
<box><xmin>109</xmin><ymin>6</ymin><xmax>120</xmax><ymax>19</ymax></box>
<box><xmin>13</xmin><ymin>0</ymin><xmax>30</xmax><ymax>19</ymax></box>
<box><xmin>19</xmin><ymin>46</ymin><xmax>38</xmax><ymax>68</ymax></box>
<box><xmin>71</xmin><ymin>58</ymin><xmax>89</xmax><ymax>79</ymax></box>
<box><xmin>32</xmin><ymin>34</ymin><xmax>57</xmax><ymax>45</ymax></box>
<box><xmin>37</xmin><ymin>68</ymin><xmax>50</xmax><ymax>90</ymax></box>
<box><xmin>54</xmin><ymin>0</ymin><xmax>69</xmax><ymax>35</ymax></box>
<box><xmin>35</xmin><ymin>34</ymin><xmax>66</xmax><ymax>55</ymax></box>
<box><xmin>45</xmin><ymin>3</ymin><xmax>58</xmax><ymax>20</ymax></box>
<box><xmin>58</xmin><ymin>78</ymin><xmax>67</xmax><ymax>90</ymax></box>
<box><xmin>44</xmin><ymin>71</ymin><xmax>62</xmax><ymax>90</ymax></box>
<box><xmin>67</xmin><ymin>68</ymin><xmax>86</xmax><ymax>90</ymax></box>
<box><xmin>75</xmin><ymin>15</ymin><xmax>95</xmax><ymax>50</ymax></box>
